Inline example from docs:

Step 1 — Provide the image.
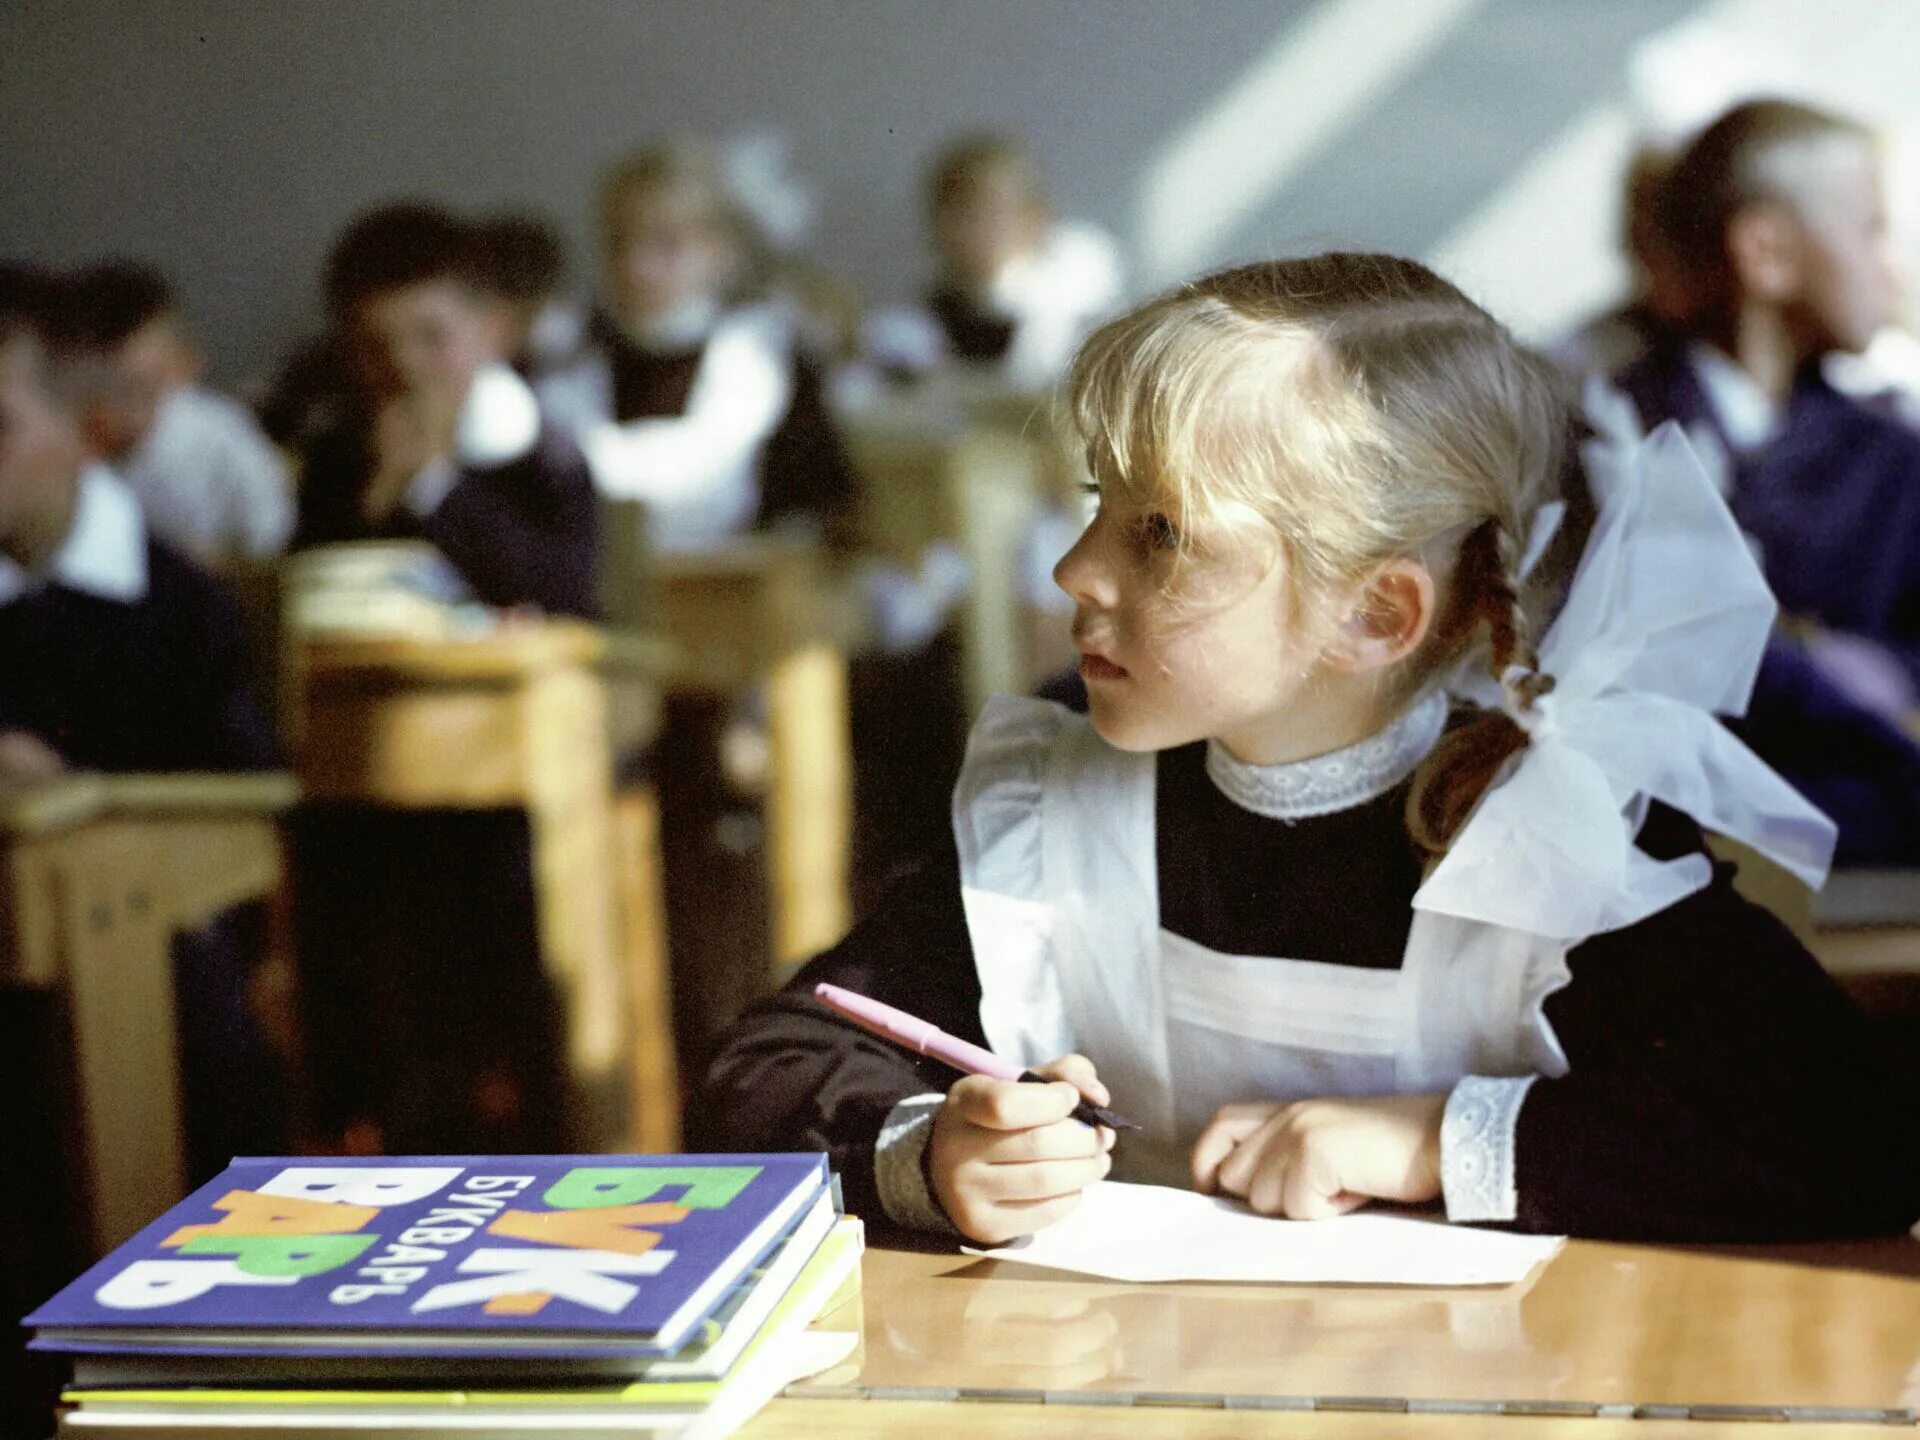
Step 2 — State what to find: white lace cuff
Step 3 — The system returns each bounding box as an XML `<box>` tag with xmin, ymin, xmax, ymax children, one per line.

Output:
<box><xmin>1440</xmin><ymin>1075</ymin><xmax>1538</xmax><ymax>1224</ymax></box>
<box><xmin>876</xmin><ymin>1093</ymin><xmax>961</xmax><ymax>1237</ymax></box>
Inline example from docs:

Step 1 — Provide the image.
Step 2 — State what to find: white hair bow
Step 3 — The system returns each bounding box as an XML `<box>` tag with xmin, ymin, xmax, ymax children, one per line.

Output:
<box><xmin>1415</xmin><ymin>410</ymin><xmax>1836</xmax><ymax>942</ymax></box>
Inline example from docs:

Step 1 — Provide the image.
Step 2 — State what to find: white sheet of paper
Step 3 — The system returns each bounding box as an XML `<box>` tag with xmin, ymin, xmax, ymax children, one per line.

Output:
<box><xmin>968</xmin><ymin>1182</ymin><xmax>1563</xmax><ymax>1286</ymax></box>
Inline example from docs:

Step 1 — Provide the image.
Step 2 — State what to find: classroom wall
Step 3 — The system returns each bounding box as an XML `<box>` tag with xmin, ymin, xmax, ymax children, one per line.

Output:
<box><xmin>5</xmin><ymin>0</ymin><xmax>1913</xmax><ymax>386</ymax></box>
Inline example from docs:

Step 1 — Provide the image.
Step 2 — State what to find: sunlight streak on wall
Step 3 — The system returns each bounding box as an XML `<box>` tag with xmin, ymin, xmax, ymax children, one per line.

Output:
<box><xmin>1135</xmin><ymin>0</ymin><xmax>1489</xmax><ymax>287</ymax></box>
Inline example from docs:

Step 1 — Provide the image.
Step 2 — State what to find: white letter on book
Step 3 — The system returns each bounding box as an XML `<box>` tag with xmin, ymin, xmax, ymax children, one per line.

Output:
<box><xmin>96</xmin><ymin>1261</ymin><xmax>299</xmax><ymax>1310</ymax></box>
<box><xmin>411</xmin><ymin>1248</ymin><xmax>673</xmax><ymax>1316</ymax></box>
<box><xmin>259</xmin><ymin>1167</ymin><xmax>462</xmax><ymax>1207</ymax></box>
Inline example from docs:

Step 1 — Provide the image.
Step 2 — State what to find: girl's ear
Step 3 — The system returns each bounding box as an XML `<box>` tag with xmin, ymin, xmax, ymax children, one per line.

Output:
<box><xmin>1325</xmin><ymin>558</ymin><xmax>1436</xmax><ymax>675</ymax></box>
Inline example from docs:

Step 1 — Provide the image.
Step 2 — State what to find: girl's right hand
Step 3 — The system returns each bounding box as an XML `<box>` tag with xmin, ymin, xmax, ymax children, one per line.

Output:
<box><xmin>926</xmin><ymin>1053</ymin><xmax>1116</xmax><ymax>1244</ymax></box>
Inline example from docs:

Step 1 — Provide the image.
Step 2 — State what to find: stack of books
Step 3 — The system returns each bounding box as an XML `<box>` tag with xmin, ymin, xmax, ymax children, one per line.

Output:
<box><xmin>27</xmin><ymin>1153</ymin><xmax>861</xmax><ymax>1437</ymax></box>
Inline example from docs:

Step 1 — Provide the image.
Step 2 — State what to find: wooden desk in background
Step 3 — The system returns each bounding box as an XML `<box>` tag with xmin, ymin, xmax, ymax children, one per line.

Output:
<box><xmin>744</xmin><ymin>1237</ymin><xmax>1920</xmax><ymax>1436</ymax></box>
<box><xmin>846</xmin><ymin>418</ymin><xmax>1059</xmax><ymax>719</ymax></box>
<box><xmin>292</xmin><ymin>621</ymin><xmax>678</xmax><ymax>1151</ymax></box>
<box><xmin>0</xmin><ymin>771</ymin><xmax>296</xmax><ymax>1254</ymax></box>
<box><xmin>653</xmin><ymin>538</ymin><xmax>854</xmax><ymax>971</ymax></box>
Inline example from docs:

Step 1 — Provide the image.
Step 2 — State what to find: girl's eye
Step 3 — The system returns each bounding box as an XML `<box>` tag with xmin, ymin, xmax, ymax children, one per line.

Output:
<box><xmin>1132</xmin><ymin>511</ymin><xmax>1181</xmax><ymax>553</ymax></box>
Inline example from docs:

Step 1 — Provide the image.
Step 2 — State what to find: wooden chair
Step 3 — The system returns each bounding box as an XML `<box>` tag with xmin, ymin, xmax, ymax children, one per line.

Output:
<box><xmin>0</xmin><ymin>771</ymin><xmax>296</xmax><ymax>1253</ymax></box>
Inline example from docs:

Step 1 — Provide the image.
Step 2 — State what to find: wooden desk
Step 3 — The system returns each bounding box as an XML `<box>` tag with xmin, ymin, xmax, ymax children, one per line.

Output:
<box><xmin>763</xmin><ymin>1239</ymin><xmax>1920</xmax><ymax>1428</ymax></box>
<box><xmin>654</xmin><ymin>539</ymin><xmax>854</xmax><ymax>969</ymax></box>
<box><xmin>1811</xmin><ymin>868</ymin><xmax>1920</xmax><ymax>973</ymax></box>
<box><xmin>292</xmin><ymin>622</ymin><xmax>676</xmax><ymax>1150</ymax></box>
<box><xmin>0</xmin><ymin>772</ymin><xmax>296</xmax><ymax>1253</ymax></box>
<box><xmin>845</xmin><ymin>416</ymin><xmax>1061</xmax><ymax>719</ymax></box>
<box><xmin>749</xmin><ymin>1403</ymin><xmax>1909</xmax><ymax>1438</ymax></box>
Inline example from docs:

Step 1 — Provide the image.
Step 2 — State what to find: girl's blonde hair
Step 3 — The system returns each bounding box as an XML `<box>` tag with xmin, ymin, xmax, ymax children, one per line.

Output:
<box><xmin>1064</xmin><ymin>253</ymin><xmax>1576</xmax><ymax>855</ymax></box>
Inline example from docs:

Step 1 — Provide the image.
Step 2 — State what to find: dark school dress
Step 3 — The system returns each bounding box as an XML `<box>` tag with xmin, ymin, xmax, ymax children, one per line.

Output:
<box><xmin>690</xmin><ymin>742</ymin><xmax>1920</xmax><ymax>1244</ymax></box>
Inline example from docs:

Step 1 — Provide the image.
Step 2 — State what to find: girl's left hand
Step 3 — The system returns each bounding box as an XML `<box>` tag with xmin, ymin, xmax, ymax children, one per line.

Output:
<box><xmin>1190</xmin><ymin>1094</ymin><xmax>1447</xmax><ymax>1219</ymax></box>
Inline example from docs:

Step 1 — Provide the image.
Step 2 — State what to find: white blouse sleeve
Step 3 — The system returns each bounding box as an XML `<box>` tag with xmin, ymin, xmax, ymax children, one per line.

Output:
<box><xmin>198</xmin><ymin>391</ymin><xmax>294</xmax><ymax>558</ymax></box>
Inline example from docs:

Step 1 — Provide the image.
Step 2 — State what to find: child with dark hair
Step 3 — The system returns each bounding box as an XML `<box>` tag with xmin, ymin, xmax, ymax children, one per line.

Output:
<box><xmin>286</xmin><ymin>206</ymin><xmax>594</xmax><ymax>1162</ymax></box>
<box><xmin>0</xmin><ymin>262</ymin><xmax>275</xmax><ymax>778</ymax></box>
<box><xmin>292</xmin><ymin>201</ymin><xmax>599</xmax><ymax>617</ymax></box>
<box><xmin>1611</xmin><ymin>98</ymin><xmax>1920</xmax><ymax>863</ymax></box>
<box><xmin>472</xmin><ymin>210</ymin><xmax>584</xmax><ymax>379</ymax></box>
<box><xmin>0</xmin><ymin>264</ymin><xmax>287</xmax><ymax>1429</ymax></box>
<box><xmin>65</xmin><ymin>259</ymin><xmax>290</xmax><ymax>567</ymax></box>
<box><xmin>1552</xmin><ymin>146</ymin><xmax>1695</xmax><ymax>379</ymax></box>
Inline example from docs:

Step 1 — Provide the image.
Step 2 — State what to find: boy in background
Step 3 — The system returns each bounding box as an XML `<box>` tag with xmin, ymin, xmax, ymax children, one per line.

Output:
<box><xmin>0</xmin><ymin>264</ymin><xmax>286</xmax><ymax>1431</ymax></box>
<box><xmin>287</xmin><ymin>205</ymin><xmax>595</xmax><ymax>1156</ymax></box>
<box><xmin>67</xmin><ymin>260</ymin><xmax>291</xmax><ymax>569</ymax></box>
<box><xmin>293</xmin><ymin>201</ymin><xmax>598</xmax><ymax>617</ymax></box>
<box><xmin>1614</xmin><ymin>98</ymin><xmax>1920</xmax><ymax>862</ymax></box>
<box><xmin>0</xmin><ymin>263</ymin><xmax>276</xmax><ymax>776</ymax></box>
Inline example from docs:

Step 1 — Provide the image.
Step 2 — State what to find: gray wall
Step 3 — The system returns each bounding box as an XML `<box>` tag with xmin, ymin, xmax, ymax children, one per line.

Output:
<box><xmin>3</xmin><ymin>0</ymin><xmax>1692</xmax><ymax>384</ymax></box>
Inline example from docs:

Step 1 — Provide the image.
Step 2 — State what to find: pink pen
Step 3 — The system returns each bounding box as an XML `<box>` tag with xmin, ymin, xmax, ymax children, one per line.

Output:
<box><xmin>813</xmin><ymin>982</ymin><xmax>1138</xmax><ymax>1131</ymax></box>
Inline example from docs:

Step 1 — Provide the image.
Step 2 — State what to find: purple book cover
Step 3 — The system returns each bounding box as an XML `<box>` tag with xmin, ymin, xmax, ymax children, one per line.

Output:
<box><xmin>26</xmin><ymin>1154</ymin><xmax>828</xmax><ymax>1359</ymax></box>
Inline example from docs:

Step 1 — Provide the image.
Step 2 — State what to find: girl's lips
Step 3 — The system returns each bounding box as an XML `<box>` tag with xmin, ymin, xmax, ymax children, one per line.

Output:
<box><xmin>1078</xmin><ymin>652</ymin><xmax>1128</xmax><ymax>682</ymax></box>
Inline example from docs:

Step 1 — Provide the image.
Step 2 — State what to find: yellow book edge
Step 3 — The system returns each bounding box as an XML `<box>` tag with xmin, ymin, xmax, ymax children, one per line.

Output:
<box><xmin>65</xmin><ymin>1216</ymin><xmax>863</xmax><ymax>1414</ymax></box>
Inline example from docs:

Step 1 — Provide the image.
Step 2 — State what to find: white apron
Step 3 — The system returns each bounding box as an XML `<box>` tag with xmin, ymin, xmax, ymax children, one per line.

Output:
<box><xmin>954</xmin><ymin>698</ymin><xmax>1574</xmax><ymax>1188</ymax></box>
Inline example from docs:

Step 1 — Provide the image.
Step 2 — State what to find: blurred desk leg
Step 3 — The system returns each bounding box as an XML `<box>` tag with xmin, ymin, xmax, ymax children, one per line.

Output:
<box><xmin>950</xmin><ymin>430</ymin><xmax>1050</xmax><ymax>717</ymax></box>
<box><xmin>0</xmin><ymin>775</ymin><xmax>291</xmax><ymax>1253</ymax></box>
<box><xmin>612</xmin><ymin>785</ymin><xmax>678</xmax><ymax>1151</ymax></box>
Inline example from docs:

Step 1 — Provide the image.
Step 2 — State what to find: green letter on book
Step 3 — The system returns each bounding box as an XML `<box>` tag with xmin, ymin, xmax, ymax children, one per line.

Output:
<box><xmin>543</xmin><ymin>1166</ymin><xmax>761</xmax><ymax>1210</ymax></box>
<box><xmin>178</xmin><ymin>1233</ymin><xmax>381</xmax><ymax>1277</ymax></box>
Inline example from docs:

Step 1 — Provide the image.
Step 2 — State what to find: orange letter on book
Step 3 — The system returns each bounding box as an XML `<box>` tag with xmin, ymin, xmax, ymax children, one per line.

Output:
<box><xmin>485</xmin><ymin>1202</ymin><xmax>689</xmax><ymax>1257</ymax></box>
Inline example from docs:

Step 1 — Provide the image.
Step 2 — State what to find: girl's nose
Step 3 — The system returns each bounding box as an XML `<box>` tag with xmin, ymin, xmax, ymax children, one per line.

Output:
<box><xmin>1053</xmin><ymin>512</ymin><xmax>1116</xmax><ymax>609</ymax></box>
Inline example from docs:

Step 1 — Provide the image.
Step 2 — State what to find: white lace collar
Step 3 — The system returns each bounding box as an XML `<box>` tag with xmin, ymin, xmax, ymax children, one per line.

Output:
<box><xmin>1204</xmin><ymin>690</ymin><xmax>1448</xmax><ymax>821</ymax></box>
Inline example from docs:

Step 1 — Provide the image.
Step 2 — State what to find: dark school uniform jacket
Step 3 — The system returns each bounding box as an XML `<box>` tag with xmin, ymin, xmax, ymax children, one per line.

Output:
<box><xmin>1615</xmin><ymin>342</ymin><xmax>1920</xmax><ymax>677</ymax></box>
<box><xmin>294</xmin><ymin>403</ymin><xmax>600</xmax><ymax>619</ymax></box>
<box><xmin>1614</xmin><ymin>343</ymin><xmax>1920</xmax><ymax>862</ymax></box>
<box><xmin>925</xmin><ymin>284</ymin><xmax>1019</xmax><ymax>364</ymax></box>
<box><xmin>0</xmin><ymin>537</ymin><xmax>274</xmax><ymax>772</ymax></box>
<box><xmin>687</xmin><ymin>742</ymin><xmax>1920</xmax><ymax>1244</ymax></box>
